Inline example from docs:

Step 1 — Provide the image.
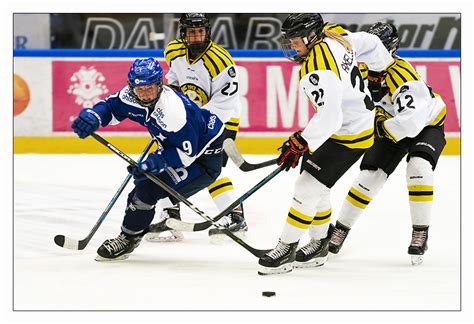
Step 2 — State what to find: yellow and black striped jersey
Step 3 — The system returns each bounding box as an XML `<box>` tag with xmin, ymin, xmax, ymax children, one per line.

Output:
<box><xmin>164</xmin><ymin>40</ymin><xmax>241</xmax><ymax>130</ymax></box>
<box><xmin>370</xmin><ymin>57</ymin><xmax>446</xmax><ymax>141</ymax></box>
<box><xmin>298</xmin><ymin>25</ymin><xmax>394</xmax><ymax>151</ymax></box>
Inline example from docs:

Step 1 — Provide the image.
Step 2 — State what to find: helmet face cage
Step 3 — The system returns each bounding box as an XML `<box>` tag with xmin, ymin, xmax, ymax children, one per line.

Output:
<box><xmin>280</xmin><ymin>13</ymin><xmax>325</xmax><ymax>64</ymax></box>
<box><xmin>127</xmin><ymin>58</ymin><xmax>163</xmax><ymax>107</ymax></box>
<box><xmin>179</xmin><ymin>13</ymin><xmax>211</xmax><ymax>55</ymax></box>
<box><xmin>367</xmin><ymin>22</ymin><xmax>400</xmax><ymax>54</ymax></box>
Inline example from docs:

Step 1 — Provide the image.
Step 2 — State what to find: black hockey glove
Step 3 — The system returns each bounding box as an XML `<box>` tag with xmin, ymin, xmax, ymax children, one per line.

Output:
<box><xmin>278</xmin><ymin>131</ymin><xmax>309</xmax><ymax>171</ymax></box>
<box><xmin>374</xmin><ymin>114</ymin><xmax>396</xmax><ymax>142</ymax></box>
<box><xmin>367</xmin><ymin>70</ymin><xmax>388</xmax><ymax>102</ymax></box>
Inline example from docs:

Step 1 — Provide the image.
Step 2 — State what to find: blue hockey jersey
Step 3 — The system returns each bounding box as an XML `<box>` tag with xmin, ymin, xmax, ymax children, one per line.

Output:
<box><xmin>90</xmin><ymin>85</ymin><xmax>224</xmax><ymax>168</ymax></box>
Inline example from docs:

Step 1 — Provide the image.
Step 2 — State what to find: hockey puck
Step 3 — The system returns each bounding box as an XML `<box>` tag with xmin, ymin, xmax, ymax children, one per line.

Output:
<box><xmin>262</xmin><ymin>291</ymin><xmax>276</xmax><ymax>297</ymax></box>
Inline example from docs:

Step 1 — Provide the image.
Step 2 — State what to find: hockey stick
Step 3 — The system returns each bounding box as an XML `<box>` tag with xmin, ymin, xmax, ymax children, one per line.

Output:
<box><xmin>166</xmin><ymin>166</ymin><xmax>282</xmax><ymax>232</ymax></box>
<box><xmin>90</xmin><ymin>132</ymin><xmax>271</xmax><ymax>258</ymax></box>
<box><xmin>223</xmin><ymin>139</ymin><xmax>278</xmax><ymax>171</ymax></box>
<box><xmin>53</xmin><ymin>138</ymin><xmax>155</xmax><ymax>250</ymax></box>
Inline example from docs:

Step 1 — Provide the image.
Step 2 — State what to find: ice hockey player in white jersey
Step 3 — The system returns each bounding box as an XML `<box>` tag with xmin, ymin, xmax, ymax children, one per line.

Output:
<box><xmin>328</xmin><ymin>22</ymin><xmax>447</xmax><ymax>266</ymax></box>
<box><xmin>147</xmin><ymin>13</ymin><xmax>246</xmax><ymax>243</ymax></box>
<box><xmin>71</xmin><ymin>58</ymin><xmax>225</xmax><ymax>261</ymax></box>
<box><xmin>258</xmin><ymin>14</ymin><xmax>395</xmax><ymax>275</ymax></box>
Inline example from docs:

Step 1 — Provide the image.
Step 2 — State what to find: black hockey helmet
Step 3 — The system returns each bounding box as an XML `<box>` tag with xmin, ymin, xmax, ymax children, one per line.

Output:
<box><xmin>179</xmin><ymin>13</ymin><xmax>211</xmax><ymax>56</ymax></box>
<box><xmin>367</xmin><ymin>22</ymin><xmax>400</xmax><ymax>54</ymax></box>
<box><xmin>280</xmin><ymin>13</ymin><xmax>326</xmax><ymax>64</ymax></box>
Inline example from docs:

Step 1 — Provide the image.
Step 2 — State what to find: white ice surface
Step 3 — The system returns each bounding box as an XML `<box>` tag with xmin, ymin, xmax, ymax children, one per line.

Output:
<box><xmin>12</xmin><ymin>154</ymin><xmax>467</xmax><ymax>321</ymax></box>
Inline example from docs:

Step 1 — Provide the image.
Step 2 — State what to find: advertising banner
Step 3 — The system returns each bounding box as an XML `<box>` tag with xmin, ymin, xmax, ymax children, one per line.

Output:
<box><xmin>51</xmin><ymin>59</ymin><xmax>460</xmax><ymax>135</ymax></box>
<box><xmin>48</xmin><ymin>13</ymin><xmax>460</xmax><ymax>50</ymax></box>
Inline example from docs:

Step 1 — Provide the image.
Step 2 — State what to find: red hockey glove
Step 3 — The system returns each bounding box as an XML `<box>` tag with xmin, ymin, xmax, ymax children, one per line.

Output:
<box><xmin>278</xmin><ymin>131</ymin><xmax>309</xmax><ymax>171</ymax></box>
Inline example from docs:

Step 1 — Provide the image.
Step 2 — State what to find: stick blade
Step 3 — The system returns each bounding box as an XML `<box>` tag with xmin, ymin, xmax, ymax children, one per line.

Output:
<box><xmin>54</xmin><ymin>235</ymin><xmax>83</xmax><ymax>250</ymax></box>
<box><xmin>165</xmin><ymin>218</ymin><xmax>212</xmax><ymax>232</ymax></box>
<box><xmin>223</xmin><ymin>139</ymin><xmax>244</xmax><ymax>167</ymax></box>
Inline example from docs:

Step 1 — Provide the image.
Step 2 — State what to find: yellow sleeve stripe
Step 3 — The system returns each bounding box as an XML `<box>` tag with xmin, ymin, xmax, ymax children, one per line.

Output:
<box><xmin>324</xmin><ymin>24</ymin><xmax>348</xmax><ymax>36</ymax></box>
<box><xmin>321</xmin><ymin>42</ymin><xmax>340</xmax><ymax>79</ymax></box>
<box><xmin>395</xmin><ymin>60</ymin><xmax>420</xmax><ymax>80</ymax></box>
<box><xmin>202</xmin><ymin>54</ymin><xmax>220</xmax><ymax>79</ymax></box>
<box><xmin>200</xmin><ymin>44</ymin><xmax>235</xmax><ymax>79</ymax></box>
<box><xmin>165</xmin><ymin>41</ymin><xmax>186</xmax><ymax>66</ymax></box>
<box><xmin>208</xmin><ymin>47</ymin><xmax>233</xmax><ymax>69</ymax></box>
<box><xmin>386</xmin><ymin>59</ymin><xmax>420</xmax><ymax>96</ymax></box>
<box><xmin>211</xmin><ymin>44</ymin><xmax>235</xmax><ymax>65</ymax></box>
<box><xmin>299</xmin><ymin>42</ymin><xmax>340</xmax><ymax>80</ymax></box>
<box><xmin>225</xmin><ymin>117</ymin><xmax>240</xmax><ymax>132</ymax></box>
<box><xmin>299</xmin><ymin>46</ymin><xmax>315</xmax><ymax>79</ymax></box>
<box><xmin>429</xmin><ymin>106</ymin><xmax>446</xmax><ymax>126</ymax></box>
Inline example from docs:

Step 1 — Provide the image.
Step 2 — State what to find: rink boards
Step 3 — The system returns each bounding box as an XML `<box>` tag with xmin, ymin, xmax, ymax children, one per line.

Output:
<box><xmin>13</xmin><ymin>50</ymin><xmax>460</xmax><ymax>155</ymax></box>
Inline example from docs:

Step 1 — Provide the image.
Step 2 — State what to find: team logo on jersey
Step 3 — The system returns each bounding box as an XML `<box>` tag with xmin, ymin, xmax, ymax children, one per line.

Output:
<box><xmin>67</xmin><ymin>66</ymin><xmax>109</xmax><ymax>107</ymax></box>
<box><xmin>180</xmin><ymin>83</ymin><xmax>209</xmax><ymax>107</ymax></box>
<box><xmin>228</xmin><ymin>66</ymin><xmax>236</xmax><ymax>78</ymax></box>
<box><xmin>309</xmin><ymin>73</ymin><xmax>319</xmax><ymax>86</ymax></box>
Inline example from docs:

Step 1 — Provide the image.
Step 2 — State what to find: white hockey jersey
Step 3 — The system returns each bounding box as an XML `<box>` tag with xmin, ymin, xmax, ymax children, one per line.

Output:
<box><xmin>164</xmin><ymin>39</ymin><xmax>241</xmax><ymax>132</ymax></box>
<box><xmin>375</xmin><ymin>57</ymin><xmax>446</xmax><ymax>142</ymax></box>
<box><xmin>298</xmin><ymin>24</ymin><xmax>394</xmax><ymax>151</ymax></box>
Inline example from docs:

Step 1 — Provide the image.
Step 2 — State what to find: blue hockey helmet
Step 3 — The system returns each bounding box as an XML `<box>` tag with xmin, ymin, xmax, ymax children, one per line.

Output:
<box><xmin>367</xmin><ymin>22</ymin><xmax>400</xmax><ymax>54</ymax></box>
<box><xmin>280</xmin><ymin>13</ymin><xmax>326</xmax><ymax>64</ymax></box>
<box><xmin>127</xmin><ymin>58</ymin><xmax>163</xmax><ymax>88</ymax></box>
<box><xmin>127</xmin><ymin>58</ymin><xmax>163</xmax><ymax>107</ymax></box>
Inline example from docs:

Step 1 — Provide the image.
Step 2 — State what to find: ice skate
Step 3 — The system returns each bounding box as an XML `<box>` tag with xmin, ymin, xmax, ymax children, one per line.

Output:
<box><xmin>146</xmin><ymin>205</ymin><xmax>184</xmax><ymax>242</ymax></box>
<box><xmin>208</xmin><ymin>207</ymin><xmax>247</xmax><ymax>244</ymax></box>
<box><xmin>408</xmin><ymin>225</ymin><xmax>429</xmax><ymax>266</ymax></box>
<box><xmin>294</xmin><ymin>224</ymin><xmax>334</xmax><ymax>268</ymax></box>
<box><xmin>95</xmin><ymin>232</ymin><xmax>143</xmax><ymax>261</ymax></box>
<box><xmin>328</xmin><ymin>221</ymin><xmax>351</xmax><ymax>254</ymax></box>
<box><xmin>258</xmin><ymin>239</ymin><xmax>298</xmax><ymax>275</ymax></box>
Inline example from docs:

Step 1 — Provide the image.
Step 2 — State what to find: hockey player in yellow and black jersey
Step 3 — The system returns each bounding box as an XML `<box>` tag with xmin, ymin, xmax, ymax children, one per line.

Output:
<box><xmin>146</xmin><ymin>13</ymin><xmax>246</xmax><ymax>243</ymax></box>
<box><xmin>328</xmin><ymin>22</ymin><xmax>447</xmax><ymax>266</ymax></box>
<box><xmin>258</xmin><ymin>14</ymin><xmax>395</xmax><ymax>275</ymax></box>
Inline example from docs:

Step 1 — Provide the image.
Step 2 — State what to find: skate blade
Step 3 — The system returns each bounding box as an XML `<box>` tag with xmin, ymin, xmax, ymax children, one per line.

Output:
<box><xmin>209</xmin><ymin>231</ymin><xmax>246</xmax><ymax>245</ymax></box>
<box><xmin>258</xmin><ymin>263</ymin><xmax>293</xmax><ymax>276</ymax></box>
<box><xmin>411</xmin><ymin>255</ymin><xmax>424</xmax><ymax>266</ymax></box>
<box><xmin>94</xmin><ymin>253</ymin><xmax>130</xmax><ymax>262</ymax></box>
<box><xmin>293</xmin><ymin>255</ymin><xmax>328</xmax><ymax>269</ymax></box>
<box><xmin>145</xmin><ymin>230</ymin><xmax>184</xmax><ymax>243</ymax></box>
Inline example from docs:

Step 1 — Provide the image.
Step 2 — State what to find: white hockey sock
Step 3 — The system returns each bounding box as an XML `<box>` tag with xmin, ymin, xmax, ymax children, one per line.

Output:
<box><xmin>208</xmin><ymin>177</ymin><xmax>238</xmax><ymax>212</ymax></box>
<box><xmin>280</xmin><ymin>172</ymin><xmax>329</xmax><ymax>244</ymax></box>
<box><xmin>308</xmin><ymin>185</ymin><xmax>332</xmax><ymax>240</ymax></box>
<box><xmin>337</xmin><ymin>169</ymin><xmax>388</xmax><ymax>228</ymax></box>
<box><xmin>406</xmin><ymin>157</ymin><xmax>434</xmax><ymax>226</ymax></box>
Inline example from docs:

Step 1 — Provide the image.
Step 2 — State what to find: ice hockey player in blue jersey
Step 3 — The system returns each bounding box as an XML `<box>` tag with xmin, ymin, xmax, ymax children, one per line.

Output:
<box><xmin>71</xmin><ymin>58</ymin><xmax>225</xmax><ymax>261</ymax></box>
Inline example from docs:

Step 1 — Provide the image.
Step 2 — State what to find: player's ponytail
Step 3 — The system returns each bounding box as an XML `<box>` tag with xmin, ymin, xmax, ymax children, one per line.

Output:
<box><xmin>323</xmin><ymin>29</ymin><xmax>352</xmax><ymax>51</ymax></box>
